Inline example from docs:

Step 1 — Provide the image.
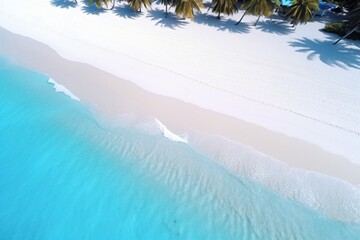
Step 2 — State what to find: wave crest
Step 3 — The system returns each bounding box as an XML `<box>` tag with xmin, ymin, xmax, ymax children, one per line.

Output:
<box><xmin>48</xmin><ymin>78</ymin><xmax>80</xmax><ymax>101</ymax></box>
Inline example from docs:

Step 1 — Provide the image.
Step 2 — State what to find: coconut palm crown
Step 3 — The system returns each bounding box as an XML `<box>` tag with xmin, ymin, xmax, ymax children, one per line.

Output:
<box><xmin>127</xmin><ymin>0</ymin><xmax>151</xmax><ymax>11</ymax></box>
<box><xmin>236</xmin><ymin>0</ymin><xmax>279</xmax><ymax>25</ymax></box>
<box><xmin>174</xmin><ymin>0</ymin><xmax>204</xmax><ymax>20</ymax></box>
<box><xmin>212</xmin><ymin>0</ymin><xmax>239</xmax><ymax>19</ymax></box>
<box><xmin>285</xmin><ymin>0</ymin><xmax>319</xmax><ymax>27</ymax></box>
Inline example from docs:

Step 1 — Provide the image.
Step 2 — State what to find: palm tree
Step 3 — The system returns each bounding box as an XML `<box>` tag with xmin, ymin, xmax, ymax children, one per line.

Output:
<box><xmin>88</xmin><ymin>0</ymin><xmax>116</xmax><ymax>9</ymax></box>
<box><xmin>127</xmin><ymin>0</ymin><xmax>151</xmax><ymax>11</ymax></box>
<box><xmin>211</xmin><ymin>0</ymin><xmax>238</xmax><ymax>19</ymax></box>
<box><xmin>161</xmin><ymin>0</ymin><xmax>174</xmax><ymax>17</ymax></box>
<box><xmin>334</xmin><ymin>3</ymin><xmax>360</xmax><ymax>44</ymax></box>
<box><xmin>236</xmin><ymin>0</ymin><xmax>279</xmax><ymax>25</ymax></box>
<box><xmin>174</xmin><ymin>0</ymin><xmax>204</xmax><ymax>20</ymax></box>
<box><xmin>285</xmin><ymin>0</ymin><xmax>319</xmax><ymax>27</ymax></box>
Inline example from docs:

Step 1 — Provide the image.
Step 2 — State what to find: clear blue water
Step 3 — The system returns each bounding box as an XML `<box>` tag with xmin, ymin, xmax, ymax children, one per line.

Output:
<box><xmin>1</xmin><ymin>55</ymin><xmax>360</xmax><ymax>240</ymax></box>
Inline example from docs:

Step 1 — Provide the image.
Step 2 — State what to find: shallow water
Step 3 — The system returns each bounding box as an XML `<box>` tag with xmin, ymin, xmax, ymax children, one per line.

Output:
<box><xmin>1</xmin><ymin>55</ymin><xmax>360</xmax><ymax>239</ymax></box>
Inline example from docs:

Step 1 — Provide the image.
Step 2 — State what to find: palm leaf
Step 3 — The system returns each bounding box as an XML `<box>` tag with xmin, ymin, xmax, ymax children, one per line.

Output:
<box><xmin>127</xmin><ymin>0</ymin><xmax>151</xmax><ymax>11</ymax></box>
<box><xmin>174</xmin><ymin>0</ymin><xmax>204</xmax><ymax>20</ymax></box>
<box><xmin>285</xmin><ymin>0</ymin><xmax>319</xmax><ymax>26</ymax></box>
<box><xmin>212</xmin><ymin>0</ymin><xmax>238</xmax><ymax>17</ymax></box>
<box><xmin>241</xmin><ymin>0</ymin><xmax>278</xmax><ymax>17</ymax></box>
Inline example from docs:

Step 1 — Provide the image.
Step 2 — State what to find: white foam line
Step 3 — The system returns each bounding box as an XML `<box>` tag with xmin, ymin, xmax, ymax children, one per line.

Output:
<box><xmin>155</xmin><ymin>118</ymin><xmax>187</xmax><ymax>143</ymax></box>
<box><xmin>48</xmin><ymin>78</ymin><xmax>80</xmax><ymax>102</ymax></box>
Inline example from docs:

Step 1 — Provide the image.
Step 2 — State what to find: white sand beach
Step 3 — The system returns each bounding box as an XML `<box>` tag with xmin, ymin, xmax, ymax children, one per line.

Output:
<box><xmin>0</xmin><ymin>0</ymin><xmax>359</xmax><ymax>184</ymax></box>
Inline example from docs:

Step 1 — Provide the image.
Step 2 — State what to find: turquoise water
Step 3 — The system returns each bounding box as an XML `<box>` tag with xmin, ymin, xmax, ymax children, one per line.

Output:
<box><xmin>1</xmin><ymin>55</ymin><xmax>360</xmax><ymax>240</ymax></box>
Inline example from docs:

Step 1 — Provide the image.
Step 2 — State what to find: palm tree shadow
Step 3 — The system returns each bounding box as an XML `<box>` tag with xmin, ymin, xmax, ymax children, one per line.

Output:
<box><xmin>114</xmin><ymin>5</ymin><xmax>143</xmax><ymax>19</ymax></box>
<box><xmin>51</xmin><ymin>0</ymin><xmax>77</xmax><ymax>8</ymax></box>
<box><xmin>147</xmin><ymin>9</ymin><xmax>188</xmax><ymax>29</ymax></box>
<box><xmin>219</xmin><ymin>20</ymin><xmax>251</xmax><ymax>33</ymax></box>
<box><xmin>194</xmin><ymin>13</ymin><xmax>221</xmax><ymax>28</ymax></box>
<box><xmin>194</xmin><ymin>13</ymin><xmax>251</xmax><ymax>34</ymax></box>
<box><xmin>289</xmin><ymin>37</ymin><xmax>360</xmax><ymax>69</ymax></box>
<box><xmin>81</xmin><ymin>1</ymin><xmax>107</xmax><ymax>15</ymax></box>
<box><xmin>256</xmin><ymin>20</ymin><xmax>294</xmax><ymax>35</ymax></box>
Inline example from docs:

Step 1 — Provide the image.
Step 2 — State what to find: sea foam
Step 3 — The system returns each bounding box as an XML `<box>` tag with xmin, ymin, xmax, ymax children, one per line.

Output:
<box><xmin>186</xmin><ymin>132</ymin><xmax>360</xmax><ymax>223</ymax></box>
<box><xmin>89</xmin><ymin>113</ymin><xmax>360</xmax><ymax>224</ymax></box>
<box><xmin>155</xmin><ymin>118</ymin><xmax>188</xmax><ymax>143</ymax></box>
<box><xmin>114</xmin><ymin>112</ymin><xmax>360</xmax><ymax>223</ymax></box>
<box><xmin>48</xmin><ymin>78</ymin><xmax>80</xmax><ymax>101</ymax></box>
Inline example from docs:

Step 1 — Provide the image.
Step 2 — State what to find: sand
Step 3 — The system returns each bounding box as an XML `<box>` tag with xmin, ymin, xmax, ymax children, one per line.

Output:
<box><xmin>1</xmin><ymin>26</ymin><xmax>360</xmax><ymax>185</ymax></box>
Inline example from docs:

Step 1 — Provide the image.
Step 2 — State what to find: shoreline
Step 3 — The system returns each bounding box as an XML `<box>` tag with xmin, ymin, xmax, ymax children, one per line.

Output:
<box><xmin>1</xmin><ymin>27</ymin><xmax>360</xmax><ymax>185</ymax></box>
<box><xmin>1</xmin><ymin>1</ymin><xmax>359</xmax><ymax>165</ymax></box>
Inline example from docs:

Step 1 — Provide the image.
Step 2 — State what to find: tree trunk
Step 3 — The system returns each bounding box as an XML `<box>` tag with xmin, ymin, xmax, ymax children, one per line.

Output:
<box><xmin>217</xmin><ymin>11</ymin><xmax>221</xmax><ymax>19</ymax></box>
<box><xmin>165</xmin><ymin>2</ymin><xmax>168</xmax><ymax>17</ymax></box>
<box><xmin>254</xmin><ymin>15</ymin><xmax>260</xmax><ymax>26</ymax></box>
<box><xmin>333</xmin><ymin>26</ymin><xmax>359</xmax><ymax>45</ymax></box>
<box><xmin>236</xmin><ymin>8</ymin><xmax>249</xmax><ymax>25</ymax></box>
<box><xmin>110</xmin><ymin>0</ymin><xmax>115</xmax><ymax>9</ymax></box>
<box><xmin>290</xmin><ymin>20</ymin><xmax>295</xmax><ymax>28</ymax></box>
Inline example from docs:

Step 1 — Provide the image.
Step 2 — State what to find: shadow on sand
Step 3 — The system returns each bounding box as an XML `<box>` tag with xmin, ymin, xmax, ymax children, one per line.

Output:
<box><xmin>256</xmin><ymin>19</ymin><xmax>294</xmax><ymax>35</ymax></box>
<box><xmin>51</xmin><ymin>0</ymin><xmax>77</xmax><ymax>8</ymax></box>
<box><xmin>81</xmin><ymin>1</ymin><xmax>107</xmax><ymax>15</ymax></box>
<box><xmin>195</xmin><ymin>13</ymin><xmax>251</xmax><ymax>34</ymax></box>
<box><xmin>114</xmin><ymin>5</ymin><xmax>143</xmax><ymax>19</ymax></box>
<box><xmin>289</xmin><ymin>37</ymin><xmax>360</xmax><ymax>69</ymax></box>
<box><xmin>147</xmin><ymin>9</ymin><xmax>189</xmax><ymax>29</ymax></box>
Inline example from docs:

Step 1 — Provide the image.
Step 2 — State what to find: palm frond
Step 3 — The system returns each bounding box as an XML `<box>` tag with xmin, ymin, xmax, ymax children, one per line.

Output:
<box><xmin>241</xmin><ymin>0</ymin><xmax>278</xmax><ymax>17</ymax></box>
<box><xmin>212</xmin><ymin>0</ymin><xmax>238</xmax><ymax>17</ymax></box>
<box><xmin>285</xmin><ymin>0</ymin><xmax>319</xmax><ymax>26</ymax></box>
<box><xmin>127</xmin><ymin>0</ymin><xmax>151</xmax><ymax>11</ymax></box>
<box><xmin>174</xmin><ymin>0</ymin><xmax>204</xmax><ymax>20</ymax></box>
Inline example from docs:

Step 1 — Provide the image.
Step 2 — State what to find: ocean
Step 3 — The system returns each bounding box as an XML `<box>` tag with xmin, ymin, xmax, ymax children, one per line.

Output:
<box><xmin>1</xmin><ymin>55</ymin><xmax>360</xmax><ymax>239</ymax></box>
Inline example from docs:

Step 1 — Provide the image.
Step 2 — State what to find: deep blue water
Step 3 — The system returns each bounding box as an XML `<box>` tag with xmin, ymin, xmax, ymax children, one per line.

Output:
<box><xmin>1</xmin><ymin>55</ymin><xmax>360</xmax><ymax>239</ymax></box>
